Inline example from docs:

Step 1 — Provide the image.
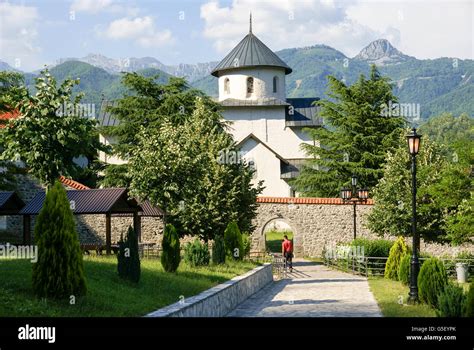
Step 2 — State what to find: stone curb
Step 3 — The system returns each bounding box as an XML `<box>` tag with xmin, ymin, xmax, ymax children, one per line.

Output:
<box><xmin>145</xmin><ymin>263</ymin><xmax>273</xmax><ymax>317</ymax></box>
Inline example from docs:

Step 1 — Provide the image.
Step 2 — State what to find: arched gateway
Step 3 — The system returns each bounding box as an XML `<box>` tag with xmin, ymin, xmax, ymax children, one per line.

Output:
<box><xmin>251</xmin><ymin>197</ymin><xmax>374</xmax><ymax>257</ymax></box>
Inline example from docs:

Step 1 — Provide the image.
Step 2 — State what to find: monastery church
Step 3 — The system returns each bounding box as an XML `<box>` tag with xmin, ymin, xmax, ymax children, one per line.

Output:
<box><xmin>210</xmin><ymin>18</ymin><xmax>321</xmax><ymax>197</ymax></box>
<box><xmin>99</xmin><ymin>17</ymin><xmax>322</xmax><ymax>197</ymax></box>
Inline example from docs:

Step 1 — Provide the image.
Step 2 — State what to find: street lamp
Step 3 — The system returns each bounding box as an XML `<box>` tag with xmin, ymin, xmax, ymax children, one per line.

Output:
<box><xmin>340</xmin><ymin>175</ymin><xmax>368</xmax><ymax>239</ymax></box>
<box><xmin>407</xmin><ymin>127</ymin><xmax>422</xmax><ymax>304</ymax></box>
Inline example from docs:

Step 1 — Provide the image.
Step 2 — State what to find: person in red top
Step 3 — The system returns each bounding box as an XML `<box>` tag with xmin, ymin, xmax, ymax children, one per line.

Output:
<box><xmin>282</xmin><ymin>235</ymin><xmax>293</xmax><ymax>272</ymax></box>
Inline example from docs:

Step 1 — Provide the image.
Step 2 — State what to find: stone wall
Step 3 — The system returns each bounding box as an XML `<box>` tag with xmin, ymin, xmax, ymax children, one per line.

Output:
<box><xmin>253</xmin><ymin>201</ymin><xmax>474</xmax><ymax>258</ymax></box>
<box><xmin>146</xmin><ymin>263</ymin><xmax>273</xmax><ymax>317</ymax></box>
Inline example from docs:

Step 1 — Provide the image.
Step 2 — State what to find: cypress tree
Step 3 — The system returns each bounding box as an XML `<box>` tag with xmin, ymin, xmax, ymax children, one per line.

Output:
<box><xmin>418</xmin><ymin>257</ymin><xmax>448</xmax><ymax>308</ymax></box>
<box><xmin>384</xmin><ymin>237</ymin><xmax>408</xmax><ymax>280</ymax></box>
<box><xmin>117</xmin><ymin>226</ymin><xmax>141</xmax><ymax>283</ymax></box>
<box><xmin>32</xmin><ymin>181</ymin><xmax>86</xmax><ymax>298</ymax></box>
<box><xmin>161</xmin><ymin>224</ymin><xmax>180</xmax><ymax>272</ymax></box>
<box><xmin>211</xmin><ymin>235</ymin><xmax>226</xmax><ymax>265</ymax></box>
<box><xmin>224</xmin><ymin>221</ymin><xmax>243</xmax><ymax>260</ymax></box>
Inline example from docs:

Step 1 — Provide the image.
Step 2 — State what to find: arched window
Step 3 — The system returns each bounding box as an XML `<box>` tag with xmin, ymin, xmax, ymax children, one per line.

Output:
<box><xmin>224</xmin><ymin>78</ymin><xmax>230</xmax><ymax>94</ymax></box>
<box><xmin>247</xmin><ymin>77</ymin><xmax>254</xmax><ymax>94</ymax></box>
<box><xmin>273</xmin><ymin>76</ymin><xmax>278</xmax><ymax>93</ymax></box>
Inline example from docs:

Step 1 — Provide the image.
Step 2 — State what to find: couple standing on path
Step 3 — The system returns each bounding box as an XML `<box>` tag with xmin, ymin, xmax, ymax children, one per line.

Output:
<box><xmin>282</xmin><ymin>235</ymin><xmax>293</xmax><ymax>273</ymax></box>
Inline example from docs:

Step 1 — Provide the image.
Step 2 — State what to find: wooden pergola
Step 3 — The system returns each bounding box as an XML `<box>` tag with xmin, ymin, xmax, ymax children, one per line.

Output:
<box><xmin>19</xmin><ymin>188</ymin><xmax>163</xmax><ymax>254</ymax></box>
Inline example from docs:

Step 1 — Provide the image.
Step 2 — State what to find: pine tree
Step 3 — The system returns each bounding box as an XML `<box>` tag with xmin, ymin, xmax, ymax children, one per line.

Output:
<box><xmin>292</xmin><ymin>65</ymin><xmax>405</xmax><ymax>196</ymax></box>
<box><xmin>117</xmin><ymin>226</ymin><xmax>141</xmax><ymax>283</ymax></box>
<box><xmin>32</xmin><ymin>181</ymin><xmax>86</xmax><ymax>298</ymax></box>
<box><xmin>161</xmin><ymin>224</ymin><xmax>181</xmax><ymax>272</ymax></box>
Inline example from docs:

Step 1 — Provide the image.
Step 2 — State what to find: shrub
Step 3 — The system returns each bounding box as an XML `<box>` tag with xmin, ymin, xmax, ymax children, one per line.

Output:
<box><xmin>224</xmin><ymin>221</ymin><xmax>243</xmax><ymax>260</ymax></box>
<box><xmin>184</xmin><ymin>238</ymin><xmax>210</xmax><ymax>267</ymax></box>
<box><xmin>436</xmin><ymin>283</ymin><xmax>466</xmax><ymax>317</ymax></box>
<box><xmin>398</xmin><ymin>254</ymin><xmax>411</xmax><ymax>285</ymax></box>
<box><xmin>465</xmin><ymin>281</ymin><xmax>474</xmax><ymax>317</ymax></box>
<box><xmin>418</xmin><ymin>257</ymin><xmax>448</xmax><ymax>308</ymax></box>
<box><xmin>211</xmin><ymin>235</ymin><xmax>226</xmax><ymax>265</ymax></box>
<box><xmin>384</xmin><ymin>237</ymin><xmax>409</xmax><ymax>280</ymax></box>
<box><xmin>350</xmin><ymin>238</ymin><xmax>393</xmax><ymax>257</ymax></box>
<box><xmin>161</xmin><ymin>224</ymin><xmax>181</xmax><ymax>272</ymax></box>
<box><xmin>32</xmin><ymin>181</ymin><xmax>86</xmax><ymax>299</ymax></box>
<box><xmin>242</xmin><ymin>232</ymin><xmax>251</xmax><ymax>258</ymax></box>
<box><xmin>117</xmin><ymin>226</ymin><xmax>141</xmax><ymax>283</ymax></box>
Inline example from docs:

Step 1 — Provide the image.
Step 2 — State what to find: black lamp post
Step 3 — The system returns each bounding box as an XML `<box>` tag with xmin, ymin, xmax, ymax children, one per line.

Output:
<box><xmin>407</xmin><ymin>128</ymin><xmax>422</xmax><ymax>304</ymax></box>
<box><xmin>341</xmin><ymin>175</ymin><xmax>368</xmax><ymax>239</ymax></box>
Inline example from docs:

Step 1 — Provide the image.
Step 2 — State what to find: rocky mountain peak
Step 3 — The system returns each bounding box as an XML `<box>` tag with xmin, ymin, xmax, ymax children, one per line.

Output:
<box><xmin>354</xmin><ymin>39</ymin><xmax>412</xmax><ymax>65</ymax></box>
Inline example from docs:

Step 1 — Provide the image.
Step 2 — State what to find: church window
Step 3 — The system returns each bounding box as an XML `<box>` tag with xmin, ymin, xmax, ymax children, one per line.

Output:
<box><xmin>273</xmin><ymin>76</ymin><xmax>278</xmax><ymax>93</ymax></box>
<box><xmin>224</xmin><ymin>78</ymin><xmax>230</xmax><ymax>94</ymax></box>
<box><xmin>247</xmin><ymin>77</ymin><xmax>254</xmax><ymax>94</ymax></box>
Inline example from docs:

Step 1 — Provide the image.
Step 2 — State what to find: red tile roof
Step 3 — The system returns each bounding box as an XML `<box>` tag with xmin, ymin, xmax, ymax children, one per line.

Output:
<box><xmin>257</xmin><ymin>197</ymin><xmax>374</xmax><ymax>205</ymax></box>
<box><xmin>0</xmin><ymin>110</ymin><xmax>20</xmax><ymax>128</ymax></box>
<box><xmin>59</xmin><ymin>176</ymin><xmax>90</xmax><ymax>190</ymax></box>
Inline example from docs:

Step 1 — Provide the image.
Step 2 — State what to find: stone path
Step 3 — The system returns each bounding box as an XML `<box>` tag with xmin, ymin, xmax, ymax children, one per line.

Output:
<box><xmin>227</xmin><ymin>259</ymin><xmax>382</xmax><ymax>317</ymax></box>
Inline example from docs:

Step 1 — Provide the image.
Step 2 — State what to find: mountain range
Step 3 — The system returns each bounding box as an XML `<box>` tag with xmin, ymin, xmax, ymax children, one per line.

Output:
<box><xmin>1</xmin><ymin>39</ymin><xmax>472</xmax><ymax>119</ymax></box>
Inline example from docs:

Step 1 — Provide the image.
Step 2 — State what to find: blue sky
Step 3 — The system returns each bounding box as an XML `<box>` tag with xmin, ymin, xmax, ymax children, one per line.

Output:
<box><xmin>0</xmin><ymin>0</ymin><xmax>472</xmax><ymax>72</ymax></box>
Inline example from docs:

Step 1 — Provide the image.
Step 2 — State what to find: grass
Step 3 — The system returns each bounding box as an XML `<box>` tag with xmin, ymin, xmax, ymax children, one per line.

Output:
<box><xmin>0</xmin><ymin>256</ymin><xmax>257</xmax><ymax>317</ymax></box>
<box><xmin>368</xmin><ymin>277</ymin><xmax>436</xmax><ymax>317</ymax></box>
<box><xmin>265</xmin><ymin>230</ymin><xmax>293</xmax><ymax>253</ymax></box>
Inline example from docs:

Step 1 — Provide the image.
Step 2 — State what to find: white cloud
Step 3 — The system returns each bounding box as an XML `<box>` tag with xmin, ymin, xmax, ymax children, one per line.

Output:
<box><xmin>70</xmin><ymin>0</ymin><xmax>139</xmax><ymax>16</ymax></box>
<box><xmin>0</xmin><ymin>2</ymin><xmax>41</xmax><ymax>70</ymax></box>
<box><xmin>100</xmin><ymin>16</ymin><xmax>174</xmax><ymax>48</ymax></box>
<box><xmin>200</xmin><ymin>0</ymin><xmax>473</xmax><ymax>59</ymax></box>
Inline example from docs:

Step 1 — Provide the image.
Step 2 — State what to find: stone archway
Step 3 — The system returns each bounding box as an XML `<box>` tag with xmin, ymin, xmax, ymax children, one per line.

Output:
<box><xmin>257</xmin><ymin>216</ymin><xmax>302</xmax><ymax>257</ymax></box>
<box><xmin>251</xmin><ymin>198</ymin><xmax>375</xmax><ymax>257</ymax></box>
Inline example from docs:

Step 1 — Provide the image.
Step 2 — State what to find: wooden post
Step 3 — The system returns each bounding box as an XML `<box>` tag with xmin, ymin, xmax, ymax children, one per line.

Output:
<box><xmin>105</xmin><ymin>213</ymin><xmax>111</xmax><ymax>255</ymax></box>
<box><xmin>133</xmin><ymin>211</ymin><xmax>141</xmax><ymax>243</ymax></box>
<box><xmin>23</xmin><ymin>215</ymin><xmax>31</xmax><ymax>245</ymax></box>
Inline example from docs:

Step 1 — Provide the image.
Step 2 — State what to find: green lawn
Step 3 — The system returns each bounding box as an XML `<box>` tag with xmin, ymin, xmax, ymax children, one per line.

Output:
<box><xmin>265</xmin><ymin>230</ymin><xmax>293</xmax><ymax>253</ymax></box>
<box><xmin>0</xmin><ymin>256</ymin><xmax>257</xmax><ymax>317</ymax></box>
<box><xmin>368</xmin><ymin>277</ymin><xmax>436</xmax><ymax>317</ymax></box>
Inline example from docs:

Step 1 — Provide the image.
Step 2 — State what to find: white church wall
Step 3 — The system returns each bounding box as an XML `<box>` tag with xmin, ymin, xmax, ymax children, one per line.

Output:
<box><xmin>224</xmin><ymin>107</ymin><xmax>313</xmax><ymax>159</ymax></box>
<box><xmin>99</xmin><ymin>134</ymin><xmax>127</xmax><ymax>165</ymax></box>
<box><xmin>239</xmin><ymin>138</ymin><xmax>292</xmax><ymax>197</ymax></box>
<box><xmin>218</xmin><ymin>67</ymin><xmax>286</xmax><ymax>101</ymax></box>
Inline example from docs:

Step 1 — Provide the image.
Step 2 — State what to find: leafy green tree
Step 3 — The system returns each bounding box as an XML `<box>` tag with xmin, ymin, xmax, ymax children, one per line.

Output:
<box><xmin>117</xmin><ymin>226</ymin><xmax>141</xmax><ymax>283</ymax></box>
<box><xmin>292</xmin><ymin>65</ymin><xmax>405</xmax><ymax>196</ymax></box>
<box><xmin>102</xmin><ymin>74</ymin><xmax>216</xmax><ymax>186</ymax></box>
<box><xmin>161</xmin><ymin>224</ymin><xmax>180</xmax><ymax>272</ymax></box>
<box><xmin>419</xmin><ymin>113</ymin><xmax>473</xmax><ymax>149</ymax></box>
<box><xmin>0</xmin><ymin>71</ymin><xmax>26</xmax><ymax>190</ymax></box>
<box><xmin>0</xmin><ymin>69</ymin><xmax>106</xmax><ymax>188</ymax></box>
<box><xmin>0</xmin><ymin>71</ymin><xmax>25</xmax><ymax>114</ymax></box>
<box><xmin>367</xmin><ymin>127</ymin><xmax>472</xmax><ymax>243</ymax></box>
<box><xmin>127</xmin><ymin>98</ymin><xmax>262</xmax><ymax>241</ymax></box>
<box><xmin>366</xmin><ymin>131</ymin><xmax>449</xmax><ymax>242</ymax></box>
<box><xmin>32</xmin><ymin>181</ymin><xmax>86</xmax><ymax>298</ymax></box>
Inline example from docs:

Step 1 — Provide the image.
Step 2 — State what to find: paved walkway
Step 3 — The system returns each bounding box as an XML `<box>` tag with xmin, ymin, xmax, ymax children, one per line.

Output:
<box><xmin>227</xmin><ymin>259</ymin><xmax>382</xmax><ymax>317</ymax></box>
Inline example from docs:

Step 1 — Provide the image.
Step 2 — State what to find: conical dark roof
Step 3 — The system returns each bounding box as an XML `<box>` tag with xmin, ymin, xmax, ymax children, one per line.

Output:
<box><xmin>211</xmin><ymin>32</ymin><xmax>292</xmax><ymax>77</ymax></box>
